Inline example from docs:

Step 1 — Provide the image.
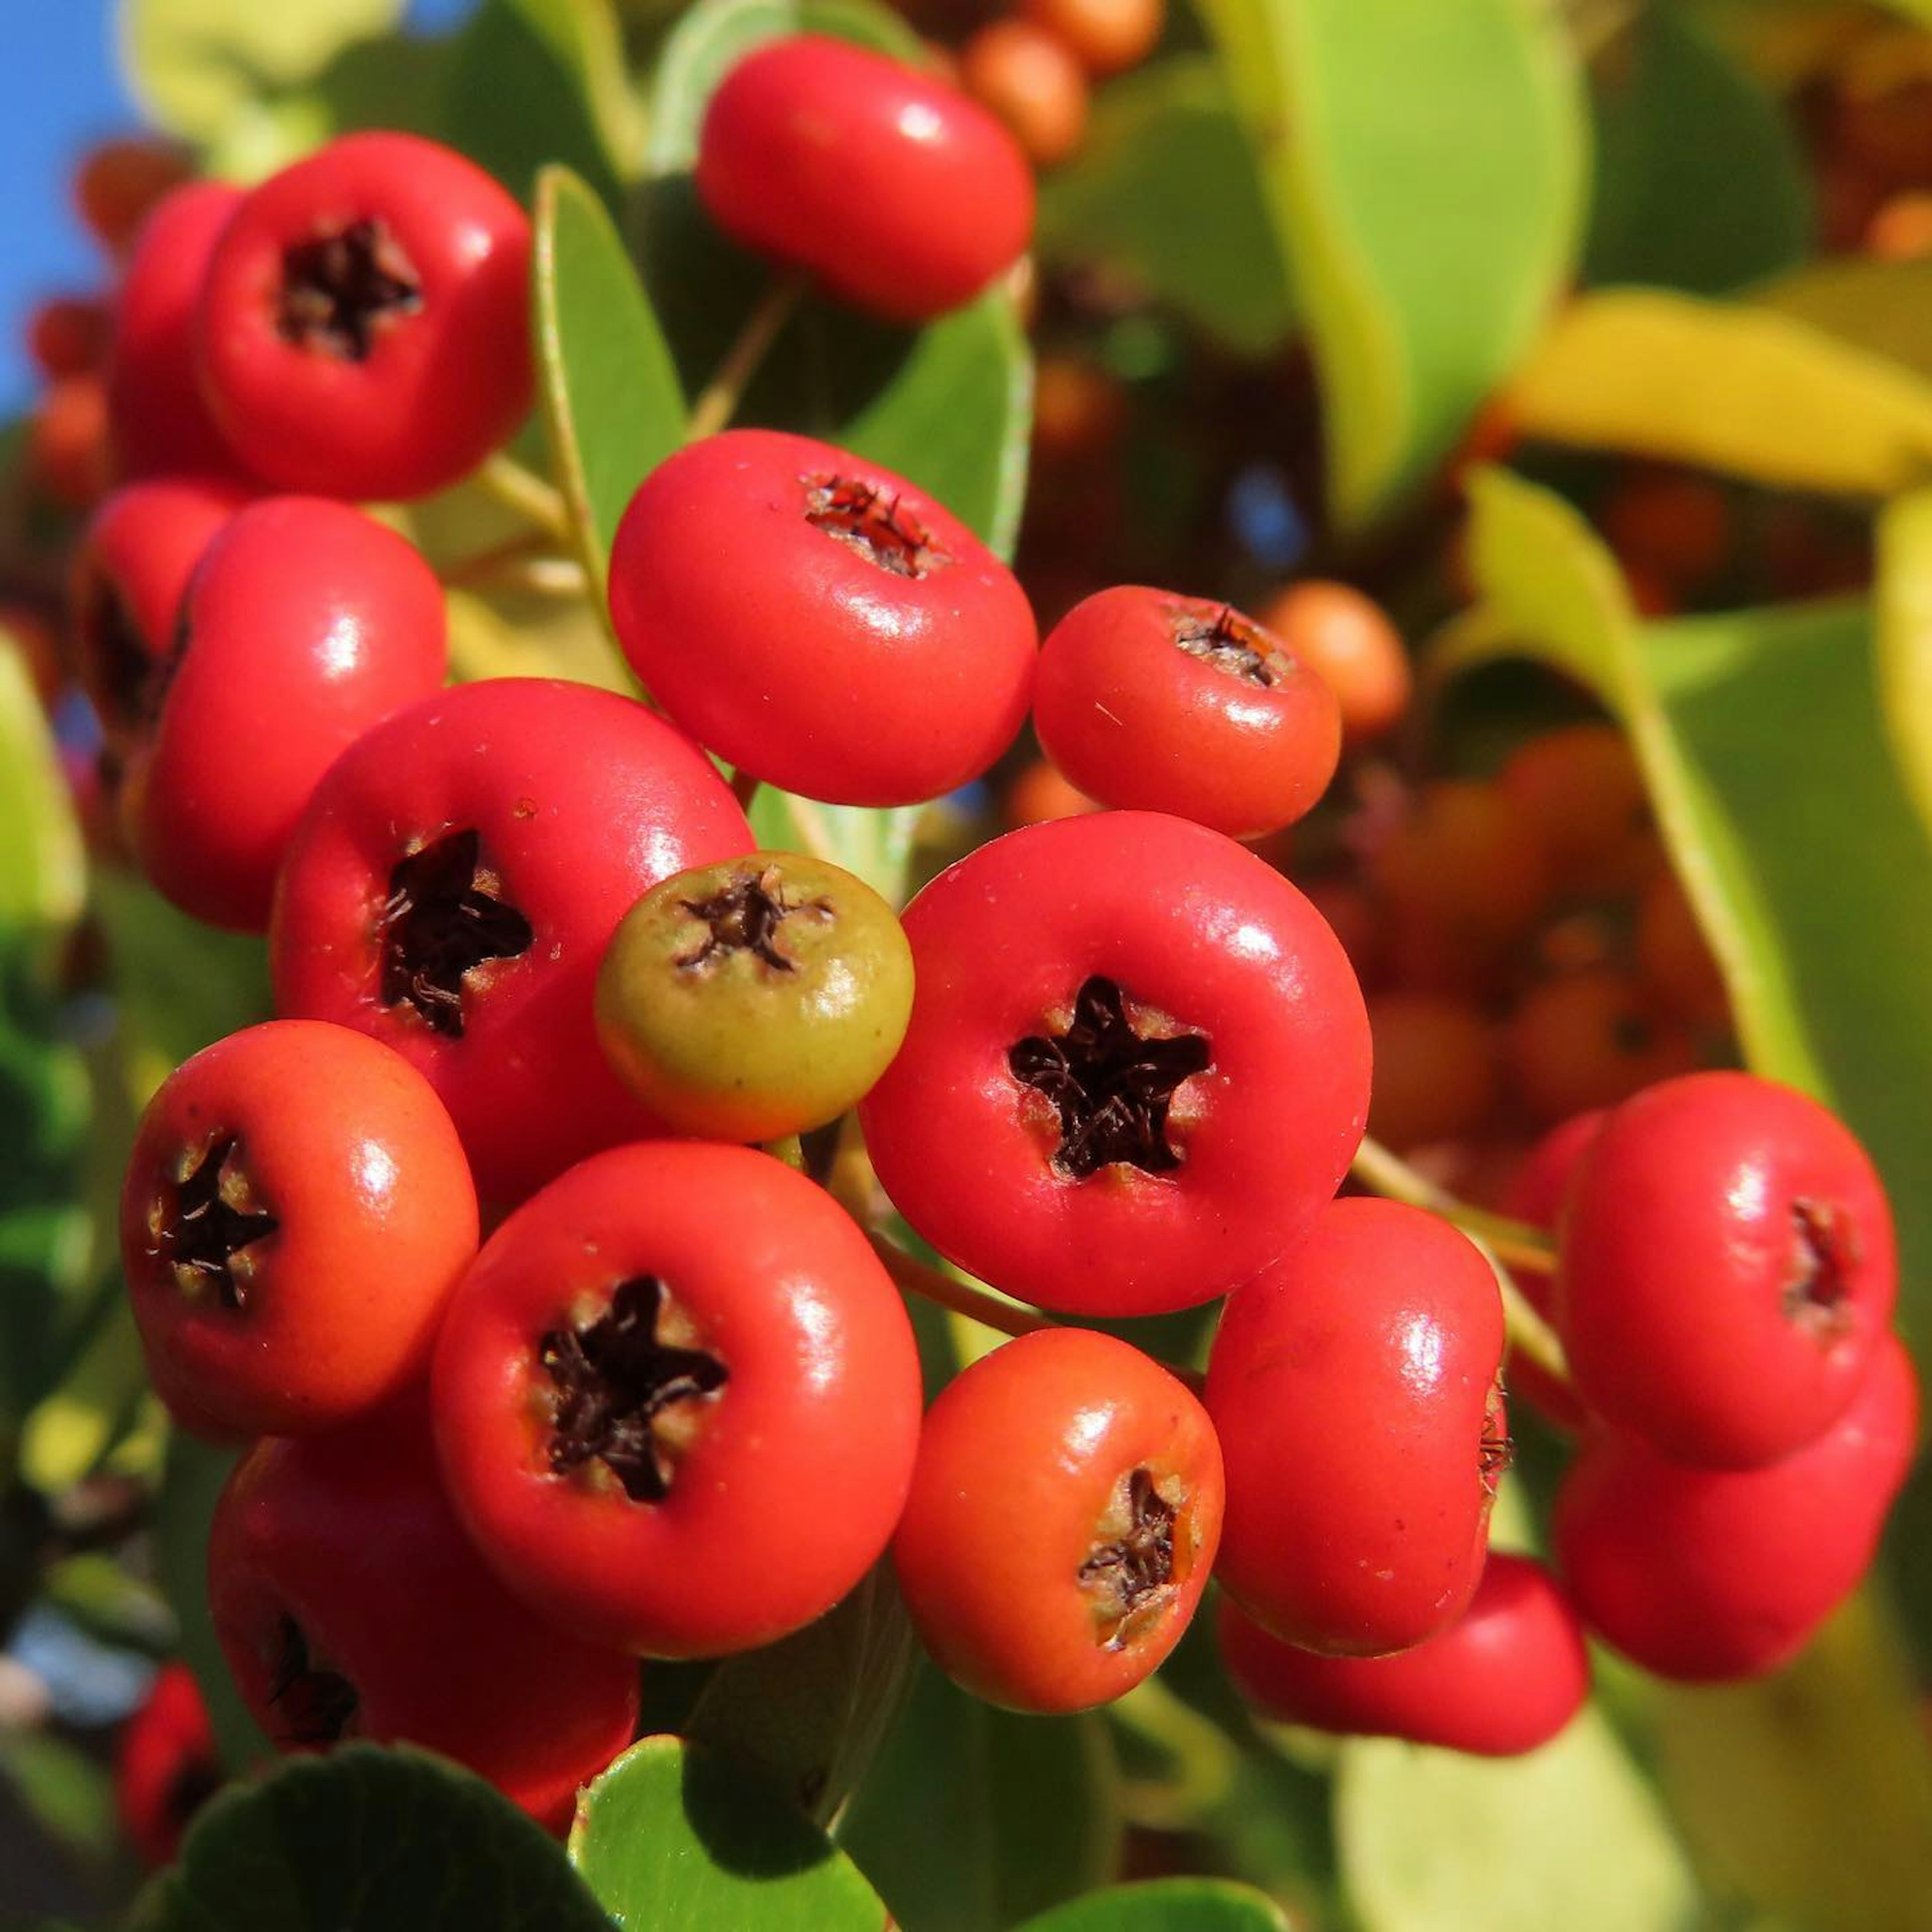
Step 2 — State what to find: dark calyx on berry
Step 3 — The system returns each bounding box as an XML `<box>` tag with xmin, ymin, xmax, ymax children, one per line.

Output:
<box><xmin>378</xmin><ymin>829</ymin><xmax>534</xmax><ymax>1039</ymax></box>
<box><xmin>1480</xmin><ymin>1381</ymin><xmax>1514</xmax><ymax>1493</ymax></box>
<box><xmin>276</xmin><ymin>218</ymin><xmax>423</xmax><ymax>362</ymax></box>
<box><xmin>1009</xmin><ymin>976</ymin><xmax>1212</xmax><ymax>1179</ymax></box>
<box><xmin>678</xmin><ymin>865</ymin><xmax>828</xmax><ymax>974</ymax></box>
<box><xmin>803</xmin><ymin>475</ymin><xmax>951</xmax><ymax>580</ymax></box>
<box><xmin>1785</xmin><ymin>1197</ymin><xmax>1859</xmax><ymax>1338</ymax></box>
<box><xmin>1079</xmin><ymin>1467</ymin><xmax>1177</xmax><ymax>1647</ymax></box>
<box><xmin>152</xmin><ymin>1133</ymin><xmax>277</xmax><ymax>1310</ymax></box>
<box><xmin>1170</xmin><ymin>606</ymin><xmax>1282</xmax><ymax>688</ymax></box>
<box><xmin>82</xmin><ymin>581</ymin><xmax>157</xmax><ymax>734</ymax></box>
<box><xmin>267</xmin><ymin>1615</ymin><xmax>357</xmax><ymax>1745</ymax></box>
<box><xmin>540</xmin><ymin>1275</ymin><xmax>729</xmax><ymax>1503</ymax></box>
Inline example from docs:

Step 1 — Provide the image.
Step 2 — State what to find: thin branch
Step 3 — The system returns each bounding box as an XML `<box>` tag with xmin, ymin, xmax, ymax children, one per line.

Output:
<box><xmin>474</xmin><ymin>452</ymin><xmax>570</xmax><ymax>539</ymax></box>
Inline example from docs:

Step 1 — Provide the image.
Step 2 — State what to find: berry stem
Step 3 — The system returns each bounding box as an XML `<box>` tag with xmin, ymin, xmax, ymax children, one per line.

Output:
<box><xmin>866</xmin><ymin>1232</ymin><xmax>1062</xmax><ymax>1341</ymax></box>
<box><xmin>474</xmin><ymin>452</ymin><xmax>570</xmax><ymax>540</ymax></box>
<box><xmin>1350</xmin><ymin>1134</ymin><xmax>1570</xmax><ymax>1389</ymax></box>
<box><xmin>442</xmin><ymin>533</ymin><xmax>585</xmax><ymax>596</ymax></box>
<box><xmin>762</xmin><ymin>1134</ymin><xmax>805</xmax><ymax>1171</ymax></box>
<box><xmin>730</xmin><ymin>766</ymin><xmax>762</xmax><ymax>810</ymax></box>
<box><xmin>686</xmin><ymin>274</ymin><xmax>810</xmax><ymax>444</ymax></box>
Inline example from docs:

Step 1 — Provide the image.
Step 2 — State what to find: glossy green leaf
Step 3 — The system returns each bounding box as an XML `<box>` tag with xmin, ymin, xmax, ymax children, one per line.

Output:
<box><xmin>838</xmin><ymin>1659</ymin><xmax>1122</xmax><ymax>1932</ymax></box>
<box><xmin>1194</xmin><ymin>0</ymin><xmax>1586</xmax><ymax>527</ymax></box>
<box><xmin>1334</xmin><ymin>1714</ymin><xmax>1698</xmax><ymax>1932</ymax></box>
<box><xmin>568</xmin><ymin>1734</ymin><xmax>887</xmax><ymax>1929</ymax></box>
<box><xmin>684</xmin><ymin>1564</ymin><xmax>918</xmax><ymax>1825</ymax></box>
<box><xmin>130</xmin><ymin>1746</ymin><xmax>608</xmax><ymax>1931</ymax></box>
<box><xmin>0</xmin><ymin>642</ymin><xmax>84</xmax><ymax>940</ymax></box>
<box><xmin>1508</xmin><ymin>288</ymin><xmax>1932</xmax><ymax>495</ymax></box>
<box><xmin>447</xmin><ymin>0</ymin><xmax>637</xmax><ymax>206</ymax></box>
<box><xmin>533</xmin><ymin>164</ymin><xmax>687</xmax><ymax>599</ymax></box>
<box><xmin>634</xmin><ymin>0</ymin><xmax>1032</xmax><ymax>556</ymax></box>
<box><xmin>1037</xmin><ymin>58</ymin><xmax>1295</xmax><ymax>359</ymax></box>
<box><xmin>1876</xmin><ymin>486</ymin><xmax>1932</xmax><ymax>842</ymax></box>
<box><xmin>1584</xmin><ymin>10</ymin><xmax>1811</xmax><ymax>295</ymax></box>
<box><xmin>745</xmin><ymin>793</ymin><xmax>924</xmax><ymax>907</ymax></box>
<box><xmin>120</xmin><ymin>0</ymin><xmax>402</xmax><ymax>141</ymax></box>
<box><xmin>1015</xmin><ymin>1879</ymin><xmax>1287</xmax><ymax>1931</ymax></box>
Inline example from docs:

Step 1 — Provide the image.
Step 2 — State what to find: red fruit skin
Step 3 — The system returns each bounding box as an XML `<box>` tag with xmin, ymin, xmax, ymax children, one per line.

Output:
<box><xmin>208</xmin><ymin>1400</ymin><xmax>638</xmax><ymax>1831</ymax></box>
<box><xmin>69</xmin><ymin>476</ymin><xmax>249</xmax><ymax>745</ymax></box>
<box><xmin>1554</xmin><ymin>1335</ymin><xmax>1918</xmax><ymax>1682</ymax></box>
<box><xmin>197</xmin><ymin>133</ymin><xmax>532</xmax><ymax>501</ymax></box>
<box><xmin>120</xmin><ymin>1020</ymin><xmax>479</xmax><ymax>1440</ymax></box>
<box><xmin>432</xmin><ymin>1143</ymin><xmax>923</xmax><ymax>1659</ymax></box>
<box><xmin>696</xmin><ymin>35</ymin><xmax>1035</xmax><ymax>322</ymax></box>
<box><xmin>858</xmin><ymin>812</ymin><xmax>1370</xmax><ymax>1316</ymax></box>
<box><xmin>29</xmin><ymin>295</ymin><xmax>113</xmax><ymax>381</ymax></box>
<box><xmin>1032</xmin><ymin>587</ymin><xmax>1343</xmax><ymax>840</ymax></box>
<box><xmin>1219</xmin><ymin>1553</ymin><xmax>1590</xmax><ymax>1755</ymax></box>
<box><xmin>272</xmin><ymin>680</ymin><xmax>753</xmax><ymax>1206</ymax></box>
<box><xmin>116</xmin><ymin>1662</ymin><xmax>221</xmax><ymax>1869</ymax></box>
<box><xmin>893</xmin><ymin>1327</ymin><xmax>1224</xmax><ymax>1712</ymax></box>
<box><xmin>1205</xmin><ymin>1197</ymin><xmax>1507</xmax><ymax>1655</ymax></box>
<box><xmin>122</xmin><ymin>497</ymin><xmax>447</xmax><ymax>931</ymax></box>
<box><xmin>106</xmin><ymin>182</ymin><xmax>252</xmax><ymax>483</ymax></box>
<box><xmin>1555</xmin><ymin>1071</ymin><xmax>1898</xmax><ymax>1469</ymax></box>
<box><xmin>609</xmin><ymin>429</ymin><xmax>1037</xmax><ymax>807</ymax></box>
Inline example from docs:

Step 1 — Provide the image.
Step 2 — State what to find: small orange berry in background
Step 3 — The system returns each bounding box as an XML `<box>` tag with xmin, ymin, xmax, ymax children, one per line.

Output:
<box><xmin>1636</xmin><ymin>869</ymin><xmax>1730</xmax><ymax>1031</ymax></box>
<box><xmin>1498</xmin><ymin>722</ymin><xmax>1659</xmax><ymax>900</ymax></box>
<box><xmin>962</xmin><ymin>19</ymin><xmax>1090</xmax><ymax>171</ymax></box>
<box><xmin>1599</xmin><ymin>467</ymin><xmax>1730</xmax><ymax>590</ymax></box>
<box><xmin>73</xmin><ymin>136</ymin><xmax>194</xmax><ymax>256</ymax></box>
<box><xmin>1005</xmin><ymin>756</ymin><xmax>1103</xmax><ymax>827</ymax></box>
<box><xmin>1865</xmin><ymin>190</ymin><xmax>1932</xmax><ymax>258</ymax></box>
<box><xmin>1258</xmin><ymin>580</ymin><xmax>1410</xmax><ymax>748</ymax></box>
<box><xmin>1365</xmin><ymin>990</ymin><xmax>1501</xmax><ymax>1153</ymax></box>
<box><xmin>1302</xmin><ymin>875</ymin><xmax>1384</xmax><ymax>988</ymax></box>
<box><xmin>28</xmin><ymin>295</ymin><xmax>113</xmax><ymax>381</ymax></box>
<box><xmin>29</xmin><ymin>374</ymin><xmax>111</xmax><ymax>511</ymax></box>
<box><xmin>1031</xmin><ymin>354</ymin><xmax>1128</xmax><ymax>467</ymax></box>
<box><xmin>1022</xmin><ymin>0</ymin><xmax>1164</xmax><ymax>77</ymax></box>
<box><xmin>1507</xmin><ymin>967</ymin><xmax>1700</xmax><ymax>1127</ymax></box>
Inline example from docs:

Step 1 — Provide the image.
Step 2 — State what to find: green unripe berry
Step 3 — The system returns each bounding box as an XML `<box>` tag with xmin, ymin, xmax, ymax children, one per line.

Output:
<box><xmin>595</xmin><ymin>852</ymin><xmax>915</xmax><ymax>1142</ymax></box>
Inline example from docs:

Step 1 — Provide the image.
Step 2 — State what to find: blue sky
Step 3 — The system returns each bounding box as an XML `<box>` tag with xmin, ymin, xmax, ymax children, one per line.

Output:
<box><xmin>0</xmin><ymin>0</ymin><xmax>479</xmax><ymax>417</ymax></box>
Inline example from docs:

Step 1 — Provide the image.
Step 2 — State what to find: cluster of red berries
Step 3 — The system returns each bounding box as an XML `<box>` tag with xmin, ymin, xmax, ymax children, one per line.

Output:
<box><xmin>38</xmin><ymin>21</ymin><xmax>1908</xmax><ymax>1848</ymax></box>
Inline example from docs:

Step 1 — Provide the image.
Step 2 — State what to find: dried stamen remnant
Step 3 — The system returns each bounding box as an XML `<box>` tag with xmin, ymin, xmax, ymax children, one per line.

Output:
<box><xmin>277</xmin><ymin>218</ymin><xmax>423</xmax><ymax>361</ymax></box>
<box><xmin>1009</xmin><ymin>977</ymin><xmax>1212</xmax><ymax>1179</ymax></box>
<box><xmin>1170</xmin><ymin>605</ymin><xmax>1283</xmax><ymax>688</ymax></box>
<box><xmin>677</xmin><ymin>865</ymin><xmax>829</xmax><ymax>974</ymax></box>
<box><xmin>540</xmin><ymin>1275</ymin><xmax>729</xmax><ymax>1503</ymax></box>
<box><xmin>803</xmin><ymin>475</ymin><xmax>950</xmax><ymax>579</ymax></box>
<box><xmin>1479</xmin><ymin>1381</ymin><xmax>1514</xmax><ymax>1495</ymax></box>
<box><xmin>267</xmin><ymin>1616</ymin><xmax>358</xmax><ymax>1746</ymax></box>
<box><xmin>378</xmin><ymin>829</ymin><xmax>534</xmax><ymax>1039</ymax></box>
<box><xmin>1080</xmin><ymin>1467</ymin><xmax>1179</xmax><ymax>1648</ymax></box>
<box><xmin>150</xmin><ymin>1133</ymin><xmax>277</xmax><ymax>1310</ymax></box>
<box><xmin>1785</xmin><ymin>1197</ymin><xmax>1859</xmax><ymax>1338</ymax></box>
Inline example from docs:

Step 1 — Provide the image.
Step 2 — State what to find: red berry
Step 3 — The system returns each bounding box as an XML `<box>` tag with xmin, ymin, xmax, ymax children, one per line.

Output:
<box><xmin>197</xmin><ymin>134</ymin><xmax>532</xmax><ymax>501</ymax></box>
<box><xmin>859</xmin><ymin>812</ymin><xmax>1370</xmax><ymax>1316</ymax></box>
<box><xmin>28</xmin><ymin>374</ymin><xmax>111</xmax><ymax>510</ymax></box>
<box><xmin>1555</xmin><ymin>1072</ymin><xmax>1898</xmax><ymax>1469</ymax></box>
<box><xmin>116</xmin><ymin>1662</ymin><xmax>221</xmax><ymax>1869</ymax></box>
<box><xmin>610</xmin><ymin>430</ymin><xmax>1037</xmax><ymax>806</ymax></box>
<box><xmin>1031</xmin><ymin>588</ymin><xmax>1342</xmax><ymax>840</ymax></box>
<box><xmin>69</xmin><ymin>476</ymin><xmax>248</xmax><ymax>747</ymax></box>
<box><xmin>120</xmin><ymin>497</ymin><xmax>448</xmax><ymax>931</ymax></box>
<box><xmin>74</xmin><ymin>137</ymin><xmax>195</xmax><ymax>257</ymax></box>
<box><xmin>1205</xmin><ymin>1197</ymin><xmax>1508</xmax><ymax>1655</ymax></box>
<box><xmin>120</xmin><ymin>1020</ymin><xmax>478</xmax><ymax>1440</ymax></box>
<box><xmin>28</xmin><ymin>294</ymin><xmax>113</xmax><ymax>381</ymax></box>
<box><xmin>1220</xmin><ymin>1553</ymin><xmax>1589</xmax><ymax>1755</ymax></box>
<box><xmin>432</xmin><ymin>1143</ymin><xmax>922</xmax><ymax>1659</ymax></box>
<box><xmin>1505</xmin><ymin>968</ymin><xmax>1700</xmax><ymax>1129</ymax></box>
<box><xmin>1503</xmin><ymin>1109</ymin><xmax>1607</xmax><ymax>1231</ymax></box>
<box><xmin>1554</xmin><ymin>1335</ymin><xmax>1917</xmax><ymax>1681</ymax></box>
<box><xmin>209</xmin><ymin>1398</ymin><xmax>638</xmax><ymax>1830</ymax></box>
<box><xmin>893</xmin><ymin>1328</ymin><xmax>1223</xmax><ymax>1712</ymax></box>
<box><xmin>272</xmin><ymin>679</ymin><xmax>754</xmax><ymax>1205</ymax></box>
<box><xmin>696</xmin><ymin>35</ymin><xmax>1035</xmax><ymax>322</ymax></box>
<box><xmin>1363</xmin><ymin>990</ymin><xmax>1500</xmax><ymax>1153</ymax></box>
<box><xmin>1497</xmin><ymin>722</ymin><xmax>1657</xmax><ymax>901</ymax></box>
<box><xmin>106</xmin><ymin>182</ymin><xmax>252</xmax><ymax>484</ymax></box>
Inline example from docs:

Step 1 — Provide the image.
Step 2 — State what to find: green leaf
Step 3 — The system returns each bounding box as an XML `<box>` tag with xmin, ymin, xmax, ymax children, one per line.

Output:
<box><xmin>0</xmin><ymin>1731</ymin><xmax>118</xmax><ymax>1863</ymax></box>
<box><xmin>1584</xmin><ymin>11</ymin><xmax>1811</xmax><ymax>296</ymax></box>
<box><xmin>1751</xmin><ymin>254</ymin><xmax>1932</xmax><ymax>385</ymax></box>
<box><xmin>533</xmin><ymin>164</ymin><xmax>688</xmax><ymax>600</ymax></box>
<box><xmin>130</xmin><ymin>1745</ymin><xmax>609</xmax><ymax>1931</ymax></box>
<box><xmin>446</xmin><ymin>0</ymin><xmax>637</xmax><ymax>206</ymax></box>
<box><xmin>837</xmin><ymin>1659</ymin><xmax>1122</xmax><ymax>1932</ymax></box>
<box><xmin>634</xmin><ymin>0</ymin><xmax>1032</xmax><ymax>556</ymax></box>
<box><xmin>746</xmin><ymin>793</ymin><xmax>924</xmax><ymax>906</ymax></box>
<box><xmin>1194</xmin><ymin>0</ymin><xmax>1586</xmax><ymax>528</ymax></box>
<box><xmin>0</xmin><ymin>646</ymin><xmax>83</xmax><ymax>941</ymax></box>
<box><xmin>119</xmin><ymin>0</ymin><xmax>403</xmax><ymax>141</ymax></box>
<box><xmin>1334</xmin><ymin>1713</ymin><xmax>1698</xmax><ymax>1932</ymax></box>
<box><xmin>1037</xmin><ymin>58</ymin><xmax>1295</xmax><ymax>360</ymax></box>
<box><xmin>1014</xmin><ymin>1879</ymin><xmax>1287</xmax><ymax>1931</ymax></box>
<box><xmin>153</xmin><ymin>1432</ymin><xmax>269</xmax><ymax>1772</ymax></box>
<box><xmin>1876</xmin><ymin>486</ymin><xmax>1932</xmax><ymax>843</ymax></box>
<box><xmin>683</xmin><ymin>1564</ymin><xmax>918</xmax><ymax>1825</ymax></box>
<box><xmin>568</xmin><ymin>1734</ymin><xmax>887</xmax><ymax>1928</ymax></box>
<box><xmin>1507</xmin><ymin>288</ymin><xmax>1932</xmax><ymax>495</ymax></box>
